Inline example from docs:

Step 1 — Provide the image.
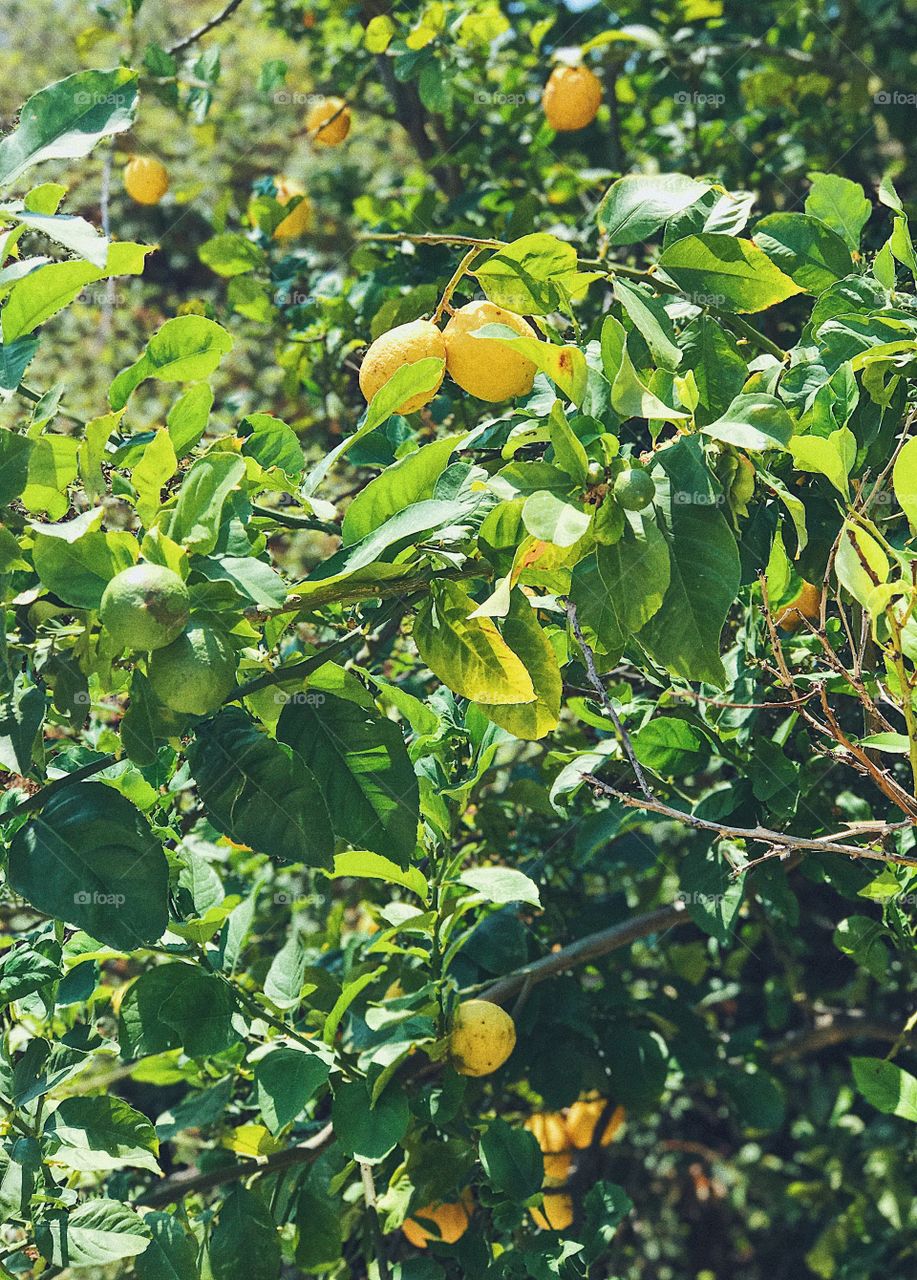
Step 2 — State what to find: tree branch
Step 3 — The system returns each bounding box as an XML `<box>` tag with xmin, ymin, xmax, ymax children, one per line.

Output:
<box><xmin>584</xmin><ymin>775</ymin><xmax>917</xmax><ymax>869</ymax></box>
<box><xmin>167</xmin><ymin>0</ymin><xmax>246</xmax><ymax>55</ymax></box>
<box><xmin>478</xmin><ymin>904</ymin><xmax>690</xmax><ymax>1005</ymax></box>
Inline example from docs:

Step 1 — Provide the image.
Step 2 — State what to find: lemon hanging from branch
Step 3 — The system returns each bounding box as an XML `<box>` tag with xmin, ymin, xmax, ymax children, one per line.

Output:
<box><xmin>449</xmin><ymin>999</ymin><xmax>516</xmax><ymax>1076</ymax></box>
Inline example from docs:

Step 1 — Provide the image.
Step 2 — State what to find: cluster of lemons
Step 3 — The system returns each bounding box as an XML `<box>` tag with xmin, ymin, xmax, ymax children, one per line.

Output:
<box><xmin>402</xmin><ymin>1090</ymin><xmax>624</xmax><ymax>1247</ymax></box>
<box><xmin>360</xmin><ymin>303</ymin><xmax>538</xmax><ymax>408</ymax></box>
<box><xmin>525</xmin><ymin>1097</ymin><xmax>625</xmax><ymax>1230</ymax></box>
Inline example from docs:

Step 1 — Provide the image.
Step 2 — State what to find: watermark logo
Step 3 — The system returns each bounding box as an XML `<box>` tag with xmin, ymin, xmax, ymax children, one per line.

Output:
<box><xmin>874</xmin><ymin>91</ymin><xmax>917</xmax><ymax>106</ymax></box>
<box><xmin>74</xmin><ymin>91</ymin><xmax>130</xmax><ymax>107</ymax></box>
<box><xmin>75</xmin><ymin>890</ymin><xmax>125</xmax><ymax>907</ymax></box>
<box><xmin>272</xmin><ymin>690</ymin><xmax>326</xmax><ymax>707</ymax></box>
<box><xmin>674</xmin><ymin>91</ymin><xmax>726</xmax><ymax>108</ymax></box>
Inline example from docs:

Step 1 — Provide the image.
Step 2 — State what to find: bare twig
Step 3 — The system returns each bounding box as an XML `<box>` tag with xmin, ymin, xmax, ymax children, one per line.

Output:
<box><xmin>566</xmin><ymin>600</ymin><xmax>653</xmax><ymax>800</ymax></box>
<box><xmin>358</xmin><ymin>1161</ymin><xmax>392</xmax><ymax>1280</ymax></box>
<box><xmin>583</xmin><ymin>775</ymin><xmax>917</xmax><ymax>869</ymax></box>
<box><xmin>167</xmin><ymin>0</ymin><xmax>245</xmax><ymax>55</ymax></box>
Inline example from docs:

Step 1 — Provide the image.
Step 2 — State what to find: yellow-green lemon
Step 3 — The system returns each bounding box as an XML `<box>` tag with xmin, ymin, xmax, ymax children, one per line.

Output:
<box><xmin>449</xmin><ymin>999</ymin><xmax>516</xmax><ymax>1077</ymax></box>
<box><xmin>358</xmin><ymin>319</ymin><xmax>446</xmax><ymax>414</ymax></box>
<box><xmin>124</xmin><ymin>156</ymin><xmax>169</xmax><ymax>205</ymax></box>
<box><xmin>148</xmin><ymin>623</ymin><xmax>237</xmax><ymax>716</ymax></box>
<box><xmin>542</xmin><ymin>66</ymin><xmax>603</xmax><ymax>132</ymax></box>
<box><xmin>100</xmin><ymin>565</ymin><xmax>190</xmax><ymax>652</ymax></box>
<box><xmin>443</xmin><ymin>300</ymin><xmax>537</xmax><ymax>403</ymax></box>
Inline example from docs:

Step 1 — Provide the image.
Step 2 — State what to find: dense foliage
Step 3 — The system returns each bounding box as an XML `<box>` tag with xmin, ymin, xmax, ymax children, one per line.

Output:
<box><xmin>0</xmin><ymin>4</ymin><xmax>915</xmax><ymax>1279</ymax></box>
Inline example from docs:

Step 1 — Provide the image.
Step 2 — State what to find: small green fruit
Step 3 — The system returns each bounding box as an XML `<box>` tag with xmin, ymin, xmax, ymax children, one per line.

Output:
<box><xmin>613</xmin><ymin>467</ymin><xmax>656</xmax><ymax>511</ymax></box>
<box><xmin>100</xmin><ymin>564</ymin><xmax>190</xmax><ymax>651</ymax></box>
<box><xmin>586</xmin><ymin>461</ymin><xmax>605</xmax><ymax>485</ymax></box>
<box><xmin>148</xmin><ymin>623</ymin><xmax>237</xmax><ymax>716</ymax></box>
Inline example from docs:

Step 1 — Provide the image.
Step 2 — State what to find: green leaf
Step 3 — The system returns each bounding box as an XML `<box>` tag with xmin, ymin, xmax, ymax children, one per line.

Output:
<box><xmin>680</xmin><ymin>843</ymin><xmax>744</xmax><ymax>945</ymax></box>
<box><xmin>323</xmin><ymin>967</ymin><xmax>385</xmax><ymax>1044</ymax></box>
<box><xmin>209</xmin><ymin>1188</ymin><xmax>280</xmax><ymax>1280</ymax></box>
<box><xmin>414</xmin><ymin>579</ymin><xmax>536</xmax><ymax>706</ymax></box>
<box><xmin>294</xmin><ymin>1187</ymin><xmax>342</xmax><ymax>1270</ymax></box>
<box><xmin>603</xmin><ymin>1028</ymin><xmax>668</xmax><ymax>1112</ymax></box>
<box><xmin>658</xmin><ymin>234</ymin><xmax>802</xmax><ymax>313</ymax></box>
<box><xmin>164</xmin><ymin>453</ymin><xmax>246</xmax><ymax>554</ymax></box>
<box><xmin>276</xmin><ymin>690</ymin><xmax>418</xmax><ymax>865</ymax></box>
<box><xmin>43</xmin><ymin>1096</ymin><xmax>160</xmax><ymax>1174</ymax></box>
<box><xmin>36</xmin><ymin>1199</ymin><xmax>151</xmax><ymax>1269</ymax></box>
<box><xmin>678</xmin><ymin>315</ymin><xmax>749</xmax><ymax>426</ymax></box>
<box><xmin>0</xmin><ymin>208</ymin><xmax>109</xmax><ymax>268</ymax></box>
<box><xmin>135</xmin><ymin>1213</ymin><xmax>199</xmax><ymax>1280</ymax></box>
<box><xmin>0</xmin><ymin>675</ymin><xmax>45</xmax><ymax>775</ymax></box>
<box><xmin>701</xmin><ymin>394</ymin><xmax>794</xmax><ymax>452</ymax></box>
<box><xmin>596</xmin><ymin>174</ymin><xmax>712</xmax><ymax>245</ymax></box>
<box><xmin>3</xmin><ymin>241</ymin><xmax>152</xmax><ymax>342</ymax></box>
<box><xmin>0</xmin><ymin>429</ymin><xmax>34</xmax><ymax>503</ymax></box>
<box><xmin>330</xmin><ymin>849</ymin><xmax>429</xmax><ymax>900</ymax></box>
<box><xmin>8</xmin><ymin>783</ymin><xmax>168</xmax><ymax>951</ymax></box>
<box><xmin>264</xmin><ymin>932</ymin><xmax>309</xmax><ymax>1011</ymax></box>
<box><xmin>613</xmin><ymin>277</ymin><xmax>682</xmax><ymax>370</ymax></box>
<box><xmin>474</xmin><ymin>233</ymin><xmax>598</xmax><ymax>314</ymax></box>
<box><xmin>601</xmin><ymin>316</ymin><xmax>689</xmax><ymax>422</ymax></box>
<box><xmin>591</xmin><ymin>513</ymin><xmax>671</xmax><ymax>634</ymax></box>
<box><xmin>167</xmin><ymin>383</ymin><xmax>213</xmax><ymax>456</ymax></box>
<box><xmin>633</xmin><ymin>718</ymin><xmax>709</xmax><ymax>777</ymax></box>
<box><xmin>255</xmin><ymin>1049</ymin><xmax>329</xmax><ymax>1136</ymax></box>
<box><xmin>459</xmin><ymin>866</ymin><xmax>541</xmax><ymax>907</ymax></box>
<box><xmin>479</xmin><ymin>1117</ymin><xmax>543</xmax><ymax>1200</ymax></box>
<box><xmin>892</xmin><ymin>435</ymin><xmax>917</xmax><ymax>530</ymax></box>
<box><xmin>188</xmin><ymin>709</ymin><xmax>335</xmax><ymax>868</ymax></box>
<box><xmin>521</xmin><ymin>490</ymin><xmax>591</xmax><ymax>547</ymax></box>
<box><xmin>109</xmin><ymin>316</ymin><xmax>234</xmax><ymax>410</ymax></box>
<box><xmin>789</xmin><ymin>426</ymin><xmax>856</xmax><ymax>497</ymax></box>
<box><xmin>32</xmin><ymin>520</ymin><xmax>136</xmax><ymax>609</ymax></box>
<box><xmin>118</xmin><ymin>963</ymin><xmax>238</xmax><ymax>1059</ymax></box>
<box><xmin>835</xmin><ymin>520</ymin><xmax>889</xmax><ymax>608</ymax></box>
<box><xmin>805</xmin><ymin>173</ymin><xmax>871</xmax><ymax>252</ymax></box>
<box><xmin>638</xmin><ymin>437</ymin><xmax>740</xmax><ymax>687</ymax></box>
<box><xmin>476</xmin><ymin>589</ymin><xmax>562</xmax><ymax>741</ymax></box>
<box><xmin>121</xmin><ymin>670</ymin><xmax>160</xmax><ymax>768</ymax></box>
<box><xmin>342</xmin><ymin>434</ymin><xmax>463</xmax><ymax>544</ymax></box>
<box><xmin>198</xmin><ymin>233</ymin><xmax>265</xmax><ymax>277</ymax></box>
<box><xmin>0</xmin><ymin>944</ymin><xmax>60</xmax><ymax>1003</ymax></box>
<box><xmin>851</xmin><ymin>1056</ymin><xmax>917</xmax><ymax>1122</ymax></box>
<box><xmin>132</xmin><ymin>429</ymin><xmax>177</xmax><ymax>527</ymax></box>
<box><xmin>753</xmin><ymin>213</ymin><xmax>852</xmax><ymax>294</ymax></box>
<box><xmin>332</xmin><ymin>1080</ymin><xmax>410</xmax><ymax>1163</ymax></box>
<box><xmin>0</xmin><ymin>69</ymin><xmax>138</xmax><ymax>188</ymax></box>
<box><xmin>240</xmin><ymin>413</ymin><xmax>303</xmax><ymax>478</ymax></box>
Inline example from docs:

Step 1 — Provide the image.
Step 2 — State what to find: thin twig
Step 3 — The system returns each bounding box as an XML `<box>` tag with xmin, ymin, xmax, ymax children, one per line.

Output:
<box><xmin>167</xmin><ymin>0</ymin><xmax>245</xmax><ymax>55</ymax></box>
<box><xmin>358</xmin><ymin>1161</ymin><xmax>392</xmax><ymax>1280</ymax></box>
<box><xmin>583</xmin><ymin>775</ymin><xmax>917</xmax><ymax>869</ymax></box>
<box><xmin>566</xmin><ymin>600</ymin><xmax>653</xmax><ymax>799</ymax></box>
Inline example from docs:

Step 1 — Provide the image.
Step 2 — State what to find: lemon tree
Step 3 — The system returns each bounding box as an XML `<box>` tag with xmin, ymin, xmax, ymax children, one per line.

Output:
<box><xmin>0</xmin><ymin>8</ymin><xmax>916</xmax><ymax>1280</ymax></box>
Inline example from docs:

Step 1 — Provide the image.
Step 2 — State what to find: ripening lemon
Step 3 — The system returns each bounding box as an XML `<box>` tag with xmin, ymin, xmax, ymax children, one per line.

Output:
<box><xmin>123</xmin><ymin>156</ymin><xmax>169</xmax><ymax>205</ymax></box>
<box><xmin>543</xmin><ymin>1152</ymin><xmax>573</xmax><ymax>1185</ymax></box>
<box><xmin>525</xmin><ymin>1112</ymin><xmax>569</xmax><ymax>1155</ymax></box>
<box><xmin>358</xmin><ymin>319</ymin><xmax>446</xmax><ymax>414</ymax></box>
<box><xmin>272</xmin><ymin>176</ymin><xmax>313</xmax><ymax>239</ymax></box>
<box><xmin>530</xmin><ymin>1191</ymin><xmax>575</xmax><ymax>1231</ymax></box>
<box><xmin>306</xmin><ymin>96</ymin><xmax>350</xmax><ymax>145</ymax></box>
<box><xmin>775</xmin><ymin>580</ymin><xmax>821</xmax><ymax>631</ymax></box>
<box><xmin>542</xmin><ymin>65</ymin><xmax>603</xmax><ymax>132</ymax></box>
<box><xmin>148</xmin><ymin>623</ymin><xmax>238</xmax><ymax>716</ymax></box>
<box><xmin>443</xmin><ymin>300</ymin><xmax>537</xmax><ymax>403</ymax></box>
<box><xmin>100</xmin><ymin>565</ymin><xmax>190</xmax><ymax>652</ymax></box>
<box><xmin>449</xmin><ymin>999</ymin><xmax>516</xmax><ymax>1076</ymax></box>
<box><xmin>402</xmin><ymin>1192</ymin><xmax>473</xmax><ymax>1248</ymax></box>
<box><xmin>564</xmin><ymin>1098</ymin><xmax>626</xmax><ymax>1149</ymax></box>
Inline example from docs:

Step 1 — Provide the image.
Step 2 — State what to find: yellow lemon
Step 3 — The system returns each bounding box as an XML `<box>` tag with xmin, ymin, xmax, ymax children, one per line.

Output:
<box><xmin>272</xmin><ymin>176</ymin><xmax>313</xmax><ymax>239</ymax></box>
<box><xmin>525</xmin><ymin>1112</ymin><xmax>570</xmax><ymax>1155</ymax></box>
<box><xmin>402</xmin><ymin>1192</ymin><xmax>473</xmax><ymax>1248</ymax></box>
<box><xmin>443</xmin><ymin>300</ymin><xmax>537</xmax><ymax>402</ymax></box>
<box><xmin>306</xmin><ymin>96</ymin><xmax>351</xmax><ymax>145</ymax></box>
<box><xmin>358</xmin><ymin>319</ymin><xmax>446</xmax><ymax>414</ymax></box>
<box><xmin>124</xmin><ymin>156</ymin><xmax>169</xmax><ymax>205</ymax></box>
<box><xmin>543</xmin><ymin>1152</ymin><xmax>573</xmax><ymax>1185</ymax></box>
<box><xmin>449</xmin><ymin>999</ymin><xmax>516</xmax><ymax>1076</ymax></box>
<box><xmin>775</xmin><ymin>580</ymin><xmax>821</xmax><ymax>631</ymax></box>
<box><xmin>542</xmin><ymin>65</ymin><xmax>603</xmax><ymax>132</ymax></box>
<box><xmin>564</xmin><ymin>1099</ymin><xmax>626</xmax><ymax>1149</ymax></box>
<box><xmin>530</xmin><ymin>1191</ymin><xmax>574</xmax><ymax>1231</ymax></box>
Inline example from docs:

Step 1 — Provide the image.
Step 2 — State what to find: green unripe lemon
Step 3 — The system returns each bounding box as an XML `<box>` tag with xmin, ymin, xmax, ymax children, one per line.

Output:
<box><xmin>148</xmin><ymin>623</ymin><xmax>237</xmax><ymax>716</ymax></box>
<box><xmin>100</xmin><ymin>564</ymin><xmax>190</xmax><ymax>652</ymax></box>
<box><xmin>586</xmin><ymin>461</ymin><xmax>605</xmax><ymax>485</ymax></box>
<box><xmin>613</xmin><ymin>467</ymin><xmax>656</xmax><ymax>511</ymax></box>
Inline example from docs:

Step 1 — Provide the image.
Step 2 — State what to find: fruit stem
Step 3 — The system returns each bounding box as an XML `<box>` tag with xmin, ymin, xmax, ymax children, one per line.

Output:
<box><xmin>432</xmin><ymin>246</ymin><xmax>487</xmax><ymax>324</ymax></box>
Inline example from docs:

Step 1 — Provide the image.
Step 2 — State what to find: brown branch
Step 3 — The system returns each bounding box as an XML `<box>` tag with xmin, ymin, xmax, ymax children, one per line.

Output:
<box><xmin>769</xmin><ymin>1014</ymin><xmax>906</xmax><ymax>1063</ymax></box>
<box><xmin>566</xmin><ymin>599</ymin><xmax>653</xmax><ymax>800</ymax></box>
<box><xmin>584</xmin><ymin>775</ymin><xmax>917</xmax><ymax>869</ymax></box>
<box><xmin>479</xmin><ymin>904</ymin><xmax>690</xmax><ymax>1005</ymax></box>
<box><xmin>167</xmin><ymin>0</ymin><xmax>246</xmax><ymax>55</ymax></box>
<box><xmin>138</xmin><ymin>1123</ymin><xmax>334</xmax><ymax>1208</ymax></box>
